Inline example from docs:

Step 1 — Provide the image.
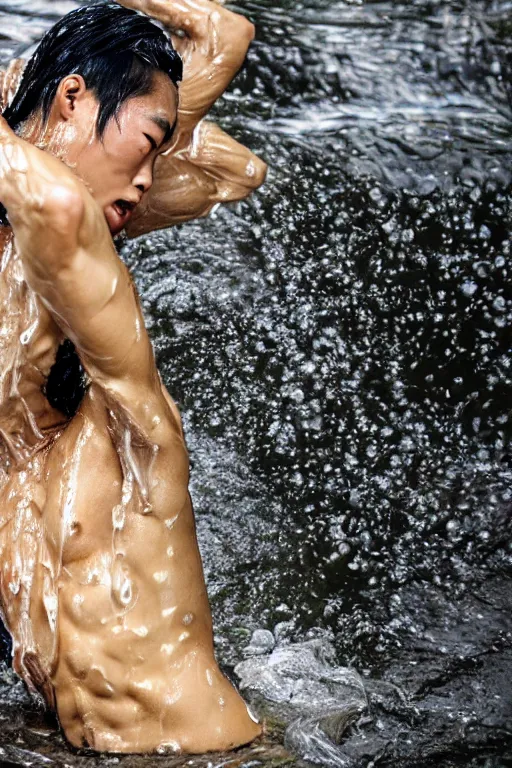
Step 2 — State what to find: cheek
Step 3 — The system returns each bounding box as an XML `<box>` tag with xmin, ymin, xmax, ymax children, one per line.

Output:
<box><xmin>72</xmin><ymin>150</ymin><xmax>123</xmax><ymax>204</ymax></box>
<box><xmin>89</xmin><ymin>144</ymin><xmax>140</xmax><ymax>188</ymax></box>
<box><xmin>101</xmin><ymin>122</ymin><xmax>146</xmax><ymax>168</ymax></box>
<box><xmin>73</xmin><ymin>129</ymin><xmax>146</xmax><ymax>199</ymax></box>
<box><xmin>104</xmin><ymin>143</ymin><xmax>148</xmax><ymax>181</ymax></box>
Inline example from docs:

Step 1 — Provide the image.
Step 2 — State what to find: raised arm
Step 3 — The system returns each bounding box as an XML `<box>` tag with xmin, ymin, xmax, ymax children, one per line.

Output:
<box><xmin>126</xmin><ymin>120</ymin><xmax>267</xmax><ymax>236</ymax></box>
<box><xmin>0</xmin><ymin>2</ymin><xmax>267</xmax><ymax>241</ymax></box>
<box><xmin>117</xmin><ymin>0</ymin><xmax>254</xmax><ymax>143</ymax></box>
<box><xmin>115</xmin><ymin>0</ymin><xmax>267</xmax><ymax>237</ymax></box>
<box><xmin>0</xmin><ymin>116</ymin><xmax>174</xmax><ymax>442</ymax></box>
<box><xmin>0</xmin><ymin>59</ymin><xmax>26</xmax><ymax>112</ymax></box>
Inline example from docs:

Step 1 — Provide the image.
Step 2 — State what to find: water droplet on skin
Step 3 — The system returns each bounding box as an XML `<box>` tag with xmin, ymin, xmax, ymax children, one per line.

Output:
<box><xmin>133</xmin><ymin>679</ymin><xmax>152</xmax><ymax>691</ymax></box>
<box><xmin>164</xmin><ymin>688</ymin><xmax>181</xmax><ymax>707</ymax></box>
<box><xmin>112</xmin><ymin>504</ymin><xmax>125</xmax><ymax>530</ymax></box>
<box><xmin>182</xmin><ymin>612</ymin><xmax>194</xmax><ymax>626</ymax></box>
<box><xmin>112</xmin><ymin>560</ymin><xmax>137</xmax><ymax>609</ymax></box>
<box><xmin>161</xmin><ymin>643</ymin><xmax>174</xmax><ymax>655</ymax></box>
<box><xmin>43</xmin><ymin>592</ymin><xmax>58</xmax><ymax>632</ymax></box>
<box><xmin>134</xmin><ymin>314</ymin><xmax>142</xmax><ymax>342</ymax></box>
<box><xmin>153</xmin><ymin>570</ymin><xmax>168</xmax><ymax>584</ymax></box>
<box><xmin>120</xmin><ymin>579</ymin><xmax>132</xmax><ymax>605</ymax></box>
<box><xmin>246</xmin><ymin>159</ymin><xmax>256</xmax><ymax>178</ymax></box>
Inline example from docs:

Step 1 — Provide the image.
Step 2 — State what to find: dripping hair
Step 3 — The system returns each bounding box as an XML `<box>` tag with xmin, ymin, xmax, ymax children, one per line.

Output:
<box><xmin>0</xmin><ymin>1</ymin><xmax>182</xmax><ymax>224</ymax></box>
<box><xmin>3</xmin><ymin>2</ymin><xmax>182</xmax><ymax>135</ymax></box>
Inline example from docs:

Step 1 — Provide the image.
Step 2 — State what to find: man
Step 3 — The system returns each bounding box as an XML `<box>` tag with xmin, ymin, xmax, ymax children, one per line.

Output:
<box><xmin>0</xmin><ymin>0</ymin><xmax>265</xmax><ymax>754</ymax></box>
<box><xmin>0</xmin><ymin>0</ymin><xmax>267</xmax><ymax>235</ymax></box>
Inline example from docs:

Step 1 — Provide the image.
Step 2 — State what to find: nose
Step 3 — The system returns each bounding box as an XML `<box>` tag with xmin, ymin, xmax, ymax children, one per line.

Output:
<box><xmin>132</xmin><ymin>156</ymin><xmax>154</xmax><ymax>196</ymax></box>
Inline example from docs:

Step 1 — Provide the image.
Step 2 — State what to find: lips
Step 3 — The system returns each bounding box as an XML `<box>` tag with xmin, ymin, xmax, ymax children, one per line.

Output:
<box><xmin>105</xmin><ymin>200</ymin><xmax>136</xmax><ymax>236</ymax></box>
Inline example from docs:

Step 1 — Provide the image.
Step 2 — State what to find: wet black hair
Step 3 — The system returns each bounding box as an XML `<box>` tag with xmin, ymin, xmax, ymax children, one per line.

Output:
<box><xmin>3</xmin><ymin>2</ymin><xmax>182</xmax><ymax>136</ymax></box>
<box><xmin>0</xmin><ymin>3</ymin><xmax>183</xmax><ymax>416</ymax></box>
<box><xmin>0</xmin><ymin>2</ymin><xmax>182</xmax><ymax>225</ymax></box>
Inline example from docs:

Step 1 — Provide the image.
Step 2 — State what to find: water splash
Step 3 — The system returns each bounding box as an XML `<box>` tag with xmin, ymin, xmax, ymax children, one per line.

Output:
<box><xmin>0</xmin><ymin>0</ymin><xmax>510</xmax><ymax>765</ymax></box>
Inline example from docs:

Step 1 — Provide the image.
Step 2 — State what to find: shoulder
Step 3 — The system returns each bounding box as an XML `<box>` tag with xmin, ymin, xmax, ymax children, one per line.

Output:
<box><xmin>42</xmin><ymin>184</ymin><xmax>86</xmax><ymax>237</ymax></box>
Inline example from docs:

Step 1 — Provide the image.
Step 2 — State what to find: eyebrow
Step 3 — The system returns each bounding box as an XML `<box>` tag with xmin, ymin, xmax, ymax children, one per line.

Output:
<box><xmin>149</xmin><ymin>115</ymin><xmax>176</xmax><ymax>147</ymax></box>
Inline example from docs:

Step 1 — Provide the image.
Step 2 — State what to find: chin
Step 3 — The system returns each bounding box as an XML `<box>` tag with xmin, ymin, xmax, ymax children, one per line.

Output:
<box><xmin>104</xmin><ymin>207</ymin><xmax>119</xmax><ymax>236</ymax></box>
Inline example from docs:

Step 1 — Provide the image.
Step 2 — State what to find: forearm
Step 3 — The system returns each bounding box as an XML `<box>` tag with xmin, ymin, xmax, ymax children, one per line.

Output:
<box><xmin>116</xmin><ymin>0</ymin><xmax>253</xmax><ymax>44</ymax></box>
<box><xmin>0</xmin><ymin>118</ymin><xmax>31</xmax><ymax>215</ymax></box>
<box><xmin>125</xmin><ymin>122</ymin><xmax>267</xmax><ymax>237</ymax></box>
<box><xmin>0</xmin><ymin>58</ymin><xmax>26</xmax><ymax>112</ymax></box>
<box><xmin>116</xmin><ymin>0</ymin><xmax>255</xmax><ymax>151</ymax></box>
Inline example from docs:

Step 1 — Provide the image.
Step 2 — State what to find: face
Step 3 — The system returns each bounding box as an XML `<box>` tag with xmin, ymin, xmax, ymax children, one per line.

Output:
<box><xmin>45</xmin><ymin>71</ymin><xmax>178</xmax><ymax>236</ymax></box>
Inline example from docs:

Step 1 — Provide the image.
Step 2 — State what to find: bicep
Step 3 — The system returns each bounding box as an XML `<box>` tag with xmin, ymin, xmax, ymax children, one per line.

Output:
<box><xmin>32</xmin><ymin>198</ymin><xmax>177</xmax><ymax>440</ymax></box>
<box><xmin>3</xmin><ymin>129</ymin><xmax>171</xmax><ymax>437</ymax></box>
<box><xmin>42</xmin><ymin>249</ymin><xmax>144</xmax><ymax>381</ymax></box>
<box><xmin>186</xmin><ymin>121</ymin><xmax>267</xmax><ymax>189</ymax></box>
<box><xmin>24</xmin><ymin>191</ymin><xmax>157</xmax><ymax>393</ymax></box>
<box><xmin>125</xmin><ymin>123</ymin><xmax>267</xmax><ymax>238</ymax></box>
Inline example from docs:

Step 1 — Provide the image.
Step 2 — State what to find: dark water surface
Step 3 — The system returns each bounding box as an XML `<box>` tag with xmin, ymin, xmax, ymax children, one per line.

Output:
<box><xmin>0</xmin><ymin>0</ymin><xmax>511</xmax><ymax>765</ymax></box>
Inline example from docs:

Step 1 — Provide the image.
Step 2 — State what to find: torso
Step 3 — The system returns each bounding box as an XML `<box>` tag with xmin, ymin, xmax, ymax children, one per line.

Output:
<box><xmin>0</xmin><ymin>228</ymin><xmax>260</xmax><ymax>753</ymax></box>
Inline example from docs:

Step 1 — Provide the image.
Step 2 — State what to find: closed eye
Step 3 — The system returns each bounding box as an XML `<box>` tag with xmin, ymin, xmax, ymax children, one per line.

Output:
<box><xmin>144</xmin><ymin>133</ymin><xmax>158</xmax><ymax>151</ymax></box>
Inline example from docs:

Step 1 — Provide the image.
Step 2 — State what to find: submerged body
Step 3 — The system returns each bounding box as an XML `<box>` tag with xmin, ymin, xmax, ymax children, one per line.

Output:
<box><xmin>0</xmin><ymin>0</ymin><xmax>265</xmax><ymax>754</ymax></box>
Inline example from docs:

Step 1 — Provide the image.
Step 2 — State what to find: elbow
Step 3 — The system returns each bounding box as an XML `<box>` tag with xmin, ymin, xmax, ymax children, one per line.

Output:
<box><xmin>221</xmin><ymin>14</ymin><xmax>255</xmax><ymax>60</ymax></box>
<box><xmin>254</xmin><ymin>156</ymin><xmax>268</xmax><ymax>189</ymax></box>
<box><xmin>240</xmin><ymin>17</ymin><xmax>256</xmax><ymax>44</ymax></box>
<box><xmin>43</xmin><ymin>182</ymin><xmax>84</xmax><ymax>217</ymax></box>
<box><xmin>243</xmin><ymin>153</ymin><xmax>267</xmax><ymax>191</ymax></box>
<box><xmin>29</xmin><ymin>184</ymin><xmax>86</xmax><ymax>272</ymax></box>
<box><xmin>40</xmin><ymin>184</ymin><xmax>85</xmax><ymax>243</ymax></box>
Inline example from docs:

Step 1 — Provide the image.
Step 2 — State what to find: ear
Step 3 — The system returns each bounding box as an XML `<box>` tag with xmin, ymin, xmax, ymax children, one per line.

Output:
<box><xmin>54</xmin><ymin>74</ymin><xmax>88</xmax><ymax>121</ymax></box>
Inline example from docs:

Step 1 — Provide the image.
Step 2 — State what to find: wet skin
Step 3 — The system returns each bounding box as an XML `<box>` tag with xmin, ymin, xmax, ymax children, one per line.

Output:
<box><xmin>0</xmin><ymin>0</ymin><xmax>265</xmax><ymax>754</ymax></box>
<box><xmin>0</xmin><ymin>0</ymin><xmax>267</xmax><ymax>236</ymax></box>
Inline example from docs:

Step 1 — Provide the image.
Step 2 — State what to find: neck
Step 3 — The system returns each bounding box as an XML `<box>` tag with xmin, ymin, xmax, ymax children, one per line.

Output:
<box><xmin>17</xmin><ymin>113</ymin><xmax>77</xmax><ymax>166</ymax></box>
